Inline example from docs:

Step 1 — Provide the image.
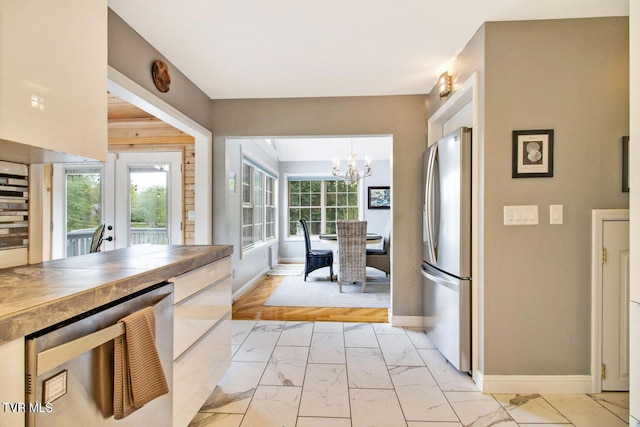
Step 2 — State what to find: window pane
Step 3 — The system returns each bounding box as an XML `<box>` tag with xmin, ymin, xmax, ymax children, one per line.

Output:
<box><xmin>310</xmin><ymin>208</ymin><xmax>321</xmax><ymax>221</ymax></box>
<box><xmin>288</xmin><ymin>178</ymin><xmax>359</xmax><ymax>237</ymax></box>
<box><xmin>300</xmin><ymin>208</ymin><xmax>310</xmax><ymax>221</ymax></box>
<box><xmin>65</xmin><ymin>169</ymin><xmax>102</xmax><ymax>257</ymax></box>
<box><xmin>290</xmin><ymin>221</ymin><xmax>298</xmax><ymax>236</ymax></box>
<box><xmin>309</xmin><ymin>221</ymin><xmax>321</xmax><ymax>235</ymax></box>
<box><xmin>129</xmin><ymin>166</ymin><xmax>169</xmax><ymax>246</ymax></box>
<box><xmin>242</xmin><ymin>164</ymin><xmax>252</xmax><ymax>203</ymax></box>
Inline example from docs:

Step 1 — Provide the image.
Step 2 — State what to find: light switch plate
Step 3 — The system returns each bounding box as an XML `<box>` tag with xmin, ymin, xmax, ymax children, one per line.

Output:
<box><xmin>504</xmin><ymin>205</ymin><xmax>538</xmax><ymax>225</ymax></box>
<box><xmin>550</xmin><ymin>205</ymin><xmax>563</xmax><ymax>224</ymax></box>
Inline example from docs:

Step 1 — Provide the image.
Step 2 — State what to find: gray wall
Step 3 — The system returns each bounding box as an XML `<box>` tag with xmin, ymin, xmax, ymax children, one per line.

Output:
<box><xmin>212</xmin><ymin>96</ymin><xmax>428</xmax><ymax>317</ymax></box>
<box><xmin>483</xmin><ymin>17</ymin><xmax>629</xmax><ymax>375</ymax></box>
<box><xmin>225</xmin><ymin>138</ymin><xmax>279</xmax><ymax>292</ymax></box>
<box><xmin>430</xmin><ymin>17</ymin><xmax>629</xmax><ymax>376</ymax></box>
<box><xmin>108</xmin><ymin>9</ymin><xmax>213</xmax><ymax>130</ymax></box>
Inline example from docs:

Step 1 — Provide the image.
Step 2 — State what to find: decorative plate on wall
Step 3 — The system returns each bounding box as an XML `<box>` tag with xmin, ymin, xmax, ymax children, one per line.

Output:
<box><xmin>152</xmin><ymin>60</ymin><xmax>171</xmax><ymax>93</ymax></box>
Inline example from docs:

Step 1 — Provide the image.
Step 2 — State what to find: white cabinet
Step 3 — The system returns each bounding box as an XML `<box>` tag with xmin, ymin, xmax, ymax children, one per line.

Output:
<box><xmin>631</xmin><ymin>303</ymin><xmax>640</xmax><ymax>424</ymax></box>
<box><xmin>172</xmin><ymin>257</ymin><xmax>232</xmax><ymax>427</ymax></box>
<box><xmin>0</xmin><ymin>337</ymin><xmax>25</xmax><ymax>427</ymax></box>
<box><xmin>0</xmin><ymin>0</ymin><xmax>107</xmax><ymax>163</ymax></box>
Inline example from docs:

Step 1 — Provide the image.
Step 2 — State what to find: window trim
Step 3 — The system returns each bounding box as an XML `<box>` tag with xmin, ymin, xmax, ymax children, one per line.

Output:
<box><xmin>241</xmin><ymin>158</ymin><xmax>277</xmax><ymax>254</ymax></box>
<box><xmin>283</xmin><ymin>172</ymin><xmax>364</xmax><ymax>241</ymax></box>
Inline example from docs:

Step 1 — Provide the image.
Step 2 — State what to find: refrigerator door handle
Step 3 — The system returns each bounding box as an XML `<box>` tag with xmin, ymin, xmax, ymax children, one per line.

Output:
<box><xmin>425</xmin><ymin>146</ymin><xmax>438</xmax><ymax>264</ymax></box>
<box><xmin>421</xmin><ymin>264</ymin><xmax>459</xmax><ymax>291</ymax></box>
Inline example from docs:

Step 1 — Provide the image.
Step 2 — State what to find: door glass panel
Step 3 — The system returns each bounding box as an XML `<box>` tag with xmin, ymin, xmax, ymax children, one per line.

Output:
<box><xmin>129</xmin><ymin>164</ymin><xmax>169</xmax><ymax>245</ymax></box>
<box><xmin>65</xmin><ymin>167</ymin><xmax>102</xmax><ymax>257</ymax></box>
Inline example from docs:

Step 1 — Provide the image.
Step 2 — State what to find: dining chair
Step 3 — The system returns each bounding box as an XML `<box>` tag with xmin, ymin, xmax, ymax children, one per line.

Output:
<box><xmin>366</xmin><ymin>222</ymin><xmax>390</xmax><ymax>276</ymax></box>
<box><xmin>300</xmin><ymin>219</ymin><xmax>334</xmax><ymax>281</ymax></box>
<box><xmin>336</xmin><ymin>220</ymin><xmax>367</xmax><ymax>292</ymax></box>
<box><xmin>89</xmin><ymin>223</ymin><xmax>105</xmax><ymax>253</ymax></box>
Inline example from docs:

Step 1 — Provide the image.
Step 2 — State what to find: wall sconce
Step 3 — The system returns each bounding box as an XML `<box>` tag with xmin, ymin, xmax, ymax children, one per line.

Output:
<box><xmin>438</xmin><ymin>72</ymin><xmax>452</xmax><ymax>97</ymax></box>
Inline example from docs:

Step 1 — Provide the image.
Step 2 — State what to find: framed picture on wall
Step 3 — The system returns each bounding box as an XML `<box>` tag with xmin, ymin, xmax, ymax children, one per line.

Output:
<box><xmin>368</xmin><ymin>186</ymin><xmax>391</xmax><ymax>209</ymax></box>
<box><xmin>512</xmin><ymin>129</ymin><xmax>554</xmax><ymax>178</ymax></box>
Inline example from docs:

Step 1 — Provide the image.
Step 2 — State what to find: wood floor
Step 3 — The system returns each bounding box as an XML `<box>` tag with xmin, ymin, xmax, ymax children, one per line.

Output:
<box><xmin>232</xmin><ymin>273</ymin><xmax>389</xmax><ymax>323</ymax></box>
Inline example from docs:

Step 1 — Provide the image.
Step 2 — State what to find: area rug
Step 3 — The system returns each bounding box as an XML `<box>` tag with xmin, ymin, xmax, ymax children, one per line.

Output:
<box><xmin>267</xmin><ymin>264</ymin><xmax>304</xmax><ymax>276</ymax></box>
<box><xmin>264</xmin><ymin>268</ymin><xmax>389</xmax><ymax>308</ymax></box>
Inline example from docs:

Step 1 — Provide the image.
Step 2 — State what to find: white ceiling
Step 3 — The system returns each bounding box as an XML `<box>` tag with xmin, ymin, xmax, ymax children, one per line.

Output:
<box><xmin>108</xmin><ymin>0</ymin><xmax>627</xmax><ymax>100</ymax></box>
<box><xmin>273</xmin><ymin>136</ymin><xmax>392</xmax><ymax>162</ymax></box>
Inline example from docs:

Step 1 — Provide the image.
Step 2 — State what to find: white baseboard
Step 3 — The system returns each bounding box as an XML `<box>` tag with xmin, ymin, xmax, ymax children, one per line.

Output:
<box><xmin>278</xmin><ymin>257</ymin><xmax>305</xmax><ymax>263</ymax></box>
<box><xmin>390</xmin><ymin>315</ymin><xmax>423</xmax><ymax>328</ymax></box>
<box><xmin>480</xmin><ymin>374</ymin><xmax>593</xmax><ymax>394</ymax></box>
<box><xmin>232</xmin><ymin>267</ymin><xmax>269</xmax><ymax>303</ymax></box>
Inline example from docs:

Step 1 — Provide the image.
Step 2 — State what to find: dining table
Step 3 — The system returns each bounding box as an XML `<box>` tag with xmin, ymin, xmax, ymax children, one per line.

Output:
<box><xmin>318</xmin><ymin>232</ymin><xmax>382</xmax><ymax>281</ymax></box>
<box><xmin>319</xmin><ymin>233</ymin><xmax>383</xmax><ymax>244</ymax></box>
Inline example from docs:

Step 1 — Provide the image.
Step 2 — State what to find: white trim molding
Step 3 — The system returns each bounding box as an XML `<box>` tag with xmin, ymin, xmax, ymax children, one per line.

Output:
<box><xmin>390</xmin><ymin>315</ymin><xmax>423</xmax><ymax>328</ymax></box>
<box><xmin>107</xmin><ymin>66</ymin><xmax>213</xmax><ymax>244</ymax></box>
<box><xmin>481</xmin><ymin>375</ymin><xmax>593</xmax><ymax>394</ymax></box>
<box><xmin>232</xmin><ymin>267</ymin><xmax>270</xmax><ymax>303</ymax></box>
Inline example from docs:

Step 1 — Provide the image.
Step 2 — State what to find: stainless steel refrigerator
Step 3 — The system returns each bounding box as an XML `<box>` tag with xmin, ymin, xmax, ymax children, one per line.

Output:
<box><xmin>422</xmin><ymin>127</ymin><xmax>472</xmax><ymax>373</ymax></box>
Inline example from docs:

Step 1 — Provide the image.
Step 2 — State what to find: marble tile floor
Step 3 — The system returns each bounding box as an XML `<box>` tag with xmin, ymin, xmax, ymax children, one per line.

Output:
<box><xmin>189</xmin><ymin>320</ymin><xmax>630</xmax><ymax>427</ymax></box>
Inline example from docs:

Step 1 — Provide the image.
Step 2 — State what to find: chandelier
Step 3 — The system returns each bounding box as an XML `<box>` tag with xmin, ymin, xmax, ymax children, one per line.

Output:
<box><xmin>332</xmin><ymin>139</ymin><xmax>372</xmax><ymax>185</ymax></box>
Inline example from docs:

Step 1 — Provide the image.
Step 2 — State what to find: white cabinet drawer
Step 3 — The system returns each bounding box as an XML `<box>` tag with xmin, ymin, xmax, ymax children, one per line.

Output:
<box><xmin>174</xmin><ymin>277</ymin><xmax>231</xmax><ymax>359</ymax></box>
<box><xmin>173</xmin><ymin>317</ymin><xmax>231</xmax><ymax>427</ymax></box>
<box><xmin>172</xmin><ymin>257</ymin><xmax>231</xmax><ymax>304</ymax></box>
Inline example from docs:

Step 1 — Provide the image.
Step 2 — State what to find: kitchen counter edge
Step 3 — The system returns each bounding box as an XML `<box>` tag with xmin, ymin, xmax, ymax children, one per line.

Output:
<box><xmin>0</xmin><ymin>245</ymin><xmax>233</xmax><ymax>345</ymax></box>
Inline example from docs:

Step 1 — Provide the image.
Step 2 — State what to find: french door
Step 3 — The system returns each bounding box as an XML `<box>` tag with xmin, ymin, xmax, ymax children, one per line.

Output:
<box><xmin>53</xmin><ymin>151</ymin><xmax>182</xmax><ymax>257</ymax></box>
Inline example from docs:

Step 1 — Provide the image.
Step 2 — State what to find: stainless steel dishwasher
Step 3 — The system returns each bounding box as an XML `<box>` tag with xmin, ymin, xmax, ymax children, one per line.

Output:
<box><xmin>25</xmin><ymin>282</ymin><xmax>174</xmax><ymax>427</ymax></box>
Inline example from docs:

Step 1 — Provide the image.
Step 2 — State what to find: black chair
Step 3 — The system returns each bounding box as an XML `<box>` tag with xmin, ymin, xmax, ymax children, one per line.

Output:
<box><xmin>89</xmin><ymin>223</ymin><xmax>105</xmax><ymax>253</ymax></box>
<box><xmin>300</xmin><ymin>219</ymin><xmax>334</xmax><ymax>281</ymax></box>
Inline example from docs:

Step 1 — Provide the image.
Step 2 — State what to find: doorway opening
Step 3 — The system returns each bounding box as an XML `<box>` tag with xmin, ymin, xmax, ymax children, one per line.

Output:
<box><xmin>227</xmin><ymin>135</ymin><xmax>392</xmax><ymax>321</ymax></box>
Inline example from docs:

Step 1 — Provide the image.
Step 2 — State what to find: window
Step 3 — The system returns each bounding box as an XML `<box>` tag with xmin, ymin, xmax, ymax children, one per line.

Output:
<box><xmin>65</xmin><ymin>166</ymin><xmax>103</xmax><ymax>257</ymax></box>
<box><xmin>242</xmin><ymin>161</ymin><xmax>276</xmax><ymax>250</ymax></box>
<box><xmin>288</xmin><ymin>179</ymin><xmax>359</xmax><ymax>236</ymax></box>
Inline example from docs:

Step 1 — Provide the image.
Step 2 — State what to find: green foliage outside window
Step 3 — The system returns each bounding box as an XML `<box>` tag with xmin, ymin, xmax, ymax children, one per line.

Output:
<box><xmin>66</xmin><ymin>173</ymin><xmax>102</xmax><ymax>232</ymax></box>
<box><xmin>288</xmin><ymin>179</ymin><xmax>358</xmax><ymax>235</ymax></box>
<box><xmin>130</xmin><ymin>185</ymin><xmax>167</xmax><ymax>228</ymax></box>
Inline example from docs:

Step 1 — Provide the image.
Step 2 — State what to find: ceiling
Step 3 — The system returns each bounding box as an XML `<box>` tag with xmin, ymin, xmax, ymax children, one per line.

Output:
<box><xmin>108</xmin><ymin>0</ymin><xmax>627</xmax><ymax>100</ymax></box>
<box><xmin>274</xmin><ymin>136</ymin><xmax>391</xmax><ymax>162</ymax></box>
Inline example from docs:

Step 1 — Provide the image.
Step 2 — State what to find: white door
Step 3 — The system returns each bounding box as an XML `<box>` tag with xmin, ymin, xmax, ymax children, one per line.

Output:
<box><xmin>602</xmin><ymin>219</ymin><xmax>630</xmax><ymax>391</ymax></box>
<box><xmin>105</xmin><ymin>152</ymin><xmax>182</xmax><ymax>250</ymax></box>
<box><xmin>53</xmin><ymin>151</ymin><xmax>182</xmax><ymax>256</ymax></box>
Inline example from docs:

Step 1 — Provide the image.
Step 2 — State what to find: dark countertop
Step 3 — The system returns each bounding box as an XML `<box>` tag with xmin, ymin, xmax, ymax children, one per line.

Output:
<box><xmin>0</xmin><ymin>245</ymin><xmax>233</xmax><ymax>345</ymax></box>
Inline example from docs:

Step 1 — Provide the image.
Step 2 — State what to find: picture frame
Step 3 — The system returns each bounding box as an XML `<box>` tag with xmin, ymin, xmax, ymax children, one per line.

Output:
<box><xmin>368</xmin><ymin>186</ymin><xmax>390</xmax><ymax>209</ymax></box>
<box><xmin>512</xmin><ymin>129</ymin><xmax>554</xmax><ymax>178</ymax></box>
<box><xmin>622</xmin><ymin>136</ymin><xmax>629</xmax><ymax>193</ymax></box>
